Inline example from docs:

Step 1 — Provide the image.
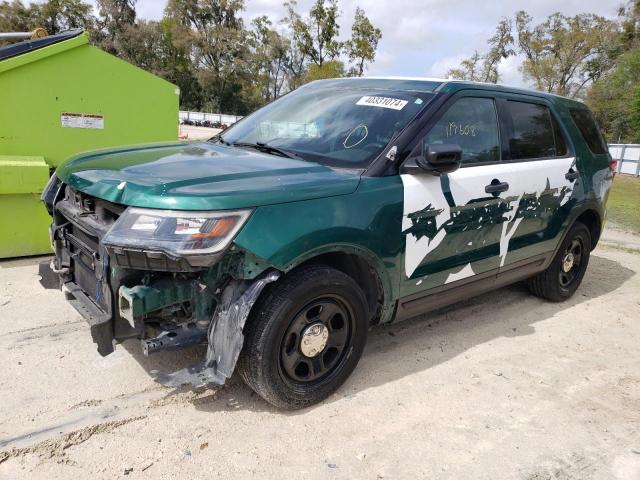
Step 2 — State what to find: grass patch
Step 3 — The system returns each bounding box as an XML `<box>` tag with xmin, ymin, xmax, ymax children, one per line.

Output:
<box><xmin>607</xmin><ymin>174</ymin><xmax>640</xmax><ymax>234</ymax></box>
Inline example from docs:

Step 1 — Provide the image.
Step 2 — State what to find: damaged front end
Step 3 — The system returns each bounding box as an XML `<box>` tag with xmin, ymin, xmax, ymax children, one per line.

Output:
<box><xmin>40</xmin><ymin>176</ymin><xmax>279</xmax><ymax>386</ymax></box>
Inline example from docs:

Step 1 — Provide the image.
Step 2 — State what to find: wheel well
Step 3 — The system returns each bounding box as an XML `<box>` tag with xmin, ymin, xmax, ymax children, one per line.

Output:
<box><xmin>295</xmin><ymin>252</ymin><xmax>384</xmax><ymax>325</ymax></box>
<box><xmin>575</xmin><ymin>209</ymin><xmax>601</xmax><ymax>250</ymax></box>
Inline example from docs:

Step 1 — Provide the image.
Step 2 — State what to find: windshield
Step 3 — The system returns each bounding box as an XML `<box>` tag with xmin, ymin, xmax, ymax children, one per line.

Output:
<box><xmin>219</xmin><ymin>86</ymin><xmax>433</xmax><ymax>168</ymax></box>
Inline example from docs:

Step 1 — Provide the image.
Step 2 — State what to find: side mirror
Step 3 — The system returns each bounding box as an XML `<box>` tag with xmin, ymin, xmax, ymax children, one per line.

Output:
<box><xmin>420</xmin><ymin>144</ymin><xmax>462</xmax><ymax>174</ymax></box>
<box><xmin>401</xmin><ymin>144</ymin><xmax>462</xmax><ymax>175</ymax></box>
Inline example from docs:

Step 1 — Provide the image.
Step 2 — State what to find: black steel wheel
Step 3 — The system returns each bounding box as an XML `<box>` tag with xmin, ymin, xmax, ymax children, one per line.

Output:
<box><xmin>238</xmin><ymin>265</ymin><xmax>369</xmax><ymax>410</ymax></box>
<box><xmin>279</xmin><ymin>295</ymin><xmax>353</xmax><ymax>384</ymax></box>
<box><xmin>558</xmin><ymin>237</ymin><xmax>583</xmax><ymax>288</ymax></box>
<box><xmin>527</xmin><ymin>221</ymin><xmax>592</xmax><ymax>302</ymax></box>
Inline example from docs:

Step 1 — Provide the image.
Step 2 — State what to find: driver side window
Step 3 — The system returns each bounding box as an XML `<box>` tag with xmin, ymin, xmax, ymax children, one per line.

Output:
<box><xmin>421</xmin><ymin>97</ymin><xmax>500</xmax><ymax>164</ymax></box>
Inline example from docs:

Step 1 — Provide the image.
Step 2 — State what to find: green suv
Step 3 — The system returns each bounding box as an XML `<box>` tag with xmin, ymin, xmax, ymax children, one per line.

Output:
<box><xmin>40</xmin><ymin>77</ymin><xmax>615</xmax><ymax>409</ymax></box>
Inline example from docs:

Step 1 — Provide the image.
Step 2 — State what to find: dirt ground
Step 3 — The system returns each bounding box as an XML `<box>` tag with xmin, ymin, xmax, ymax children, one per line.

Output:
<box><xmin>1</xmin><ymin>231</ymin><xmax>639</xmax><ymax>479</ymax></box>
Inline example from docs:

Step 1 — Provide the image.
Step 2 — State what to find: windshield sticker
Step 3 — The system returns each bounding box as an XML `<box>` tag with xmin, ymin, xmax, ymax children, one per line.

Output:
<box><xmin>356</xmin><ymin>96</ymin><xmax>408</xmax><ymax>110</ymax></box>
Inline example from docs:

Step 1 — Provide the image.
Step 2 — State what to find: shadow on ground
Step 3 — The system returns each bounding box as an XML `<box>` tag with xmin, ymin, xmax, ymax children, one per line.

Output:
<box><xmin>122</xmin><ymin>253</ymin><xmax>635</xmax><ymax>415</ymax></box>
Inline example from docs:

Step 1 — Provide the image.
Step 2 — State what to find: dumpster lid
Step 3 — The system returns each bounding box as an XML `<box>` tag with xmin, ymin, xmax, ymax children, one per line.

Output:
<box><xmin>0</xmin><ymin>29</ymin><xmax>83</xmax><ymax>62</ymax></box>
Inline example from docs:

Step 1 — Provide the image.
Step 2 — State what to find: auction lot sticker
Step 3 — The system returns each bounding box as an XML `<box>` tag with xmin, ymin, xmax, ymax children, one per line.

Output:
<box><xmin>61</xmin><ymin>112</ymin><xmax>105</xmax><ymax>129</ymax></box>
<box><xmin>356</xmin><ymin>96</ymin><xmax>408</xmax><ymax>110</ymax></box>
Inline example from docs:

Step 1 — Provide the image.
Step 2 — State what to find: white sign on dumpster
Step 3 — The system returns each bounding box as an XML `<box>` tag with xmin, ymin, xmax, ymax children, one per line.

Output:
<box><xmin>60</xmin><ymin>112</ymin><xmax>105</xmax><ymax>129</ymax></box>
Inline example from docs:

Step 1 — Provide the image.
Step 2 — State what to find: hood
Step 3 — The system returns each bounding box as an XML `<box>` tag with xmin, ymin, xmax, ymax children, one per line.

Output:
<box><xmin>56</xmin><ymin>142</ymin><xmax>361</xmax><ymax>210</ymax></box>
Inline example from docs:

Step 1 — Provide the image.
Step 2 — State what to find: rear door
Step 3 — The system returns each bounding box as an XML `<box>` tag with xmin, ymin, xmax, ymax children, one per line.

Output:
<box><xmin>493</xmin><ymin>97</ymin><xmax>576</xmax><ymax>269</ymax></box>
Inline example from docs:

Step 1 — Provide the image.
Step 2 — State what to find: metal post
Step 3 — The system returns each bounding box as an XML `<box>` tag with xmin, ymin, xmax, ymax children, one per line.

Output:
<box><xmin>0</xmin><ymin>32</ymin><xmax>33</xmax><ymax>39</ymax></box>
<box><xmin>0</xmin><ymin>28</ymin><xmax>48</xmax><ymax>40</ymax></box>
<box><xmin>619</xmin><ymin>145</ymin><xmax>626</xmax><ymax>174</ymax></box>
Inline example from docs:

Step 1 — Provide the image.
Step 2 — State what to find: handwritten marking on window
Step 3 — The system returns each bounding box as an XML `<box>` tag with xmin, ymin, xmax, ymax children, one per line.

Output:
<box><xmin>446</xmin><ymin>122</ymin><xmax>478</xmax><ymax>138</ymax></box>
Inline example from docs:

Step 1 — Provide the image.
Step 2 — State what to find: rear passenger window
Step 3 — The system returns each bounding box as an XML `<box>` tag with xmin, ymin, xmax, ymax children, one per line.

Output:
<box><xmin>570</xmin><ymin>108</ymin><xmax>608</xmax><ymax>154</ymax></box>
<box><xmin>422</xmin><ymin>97</ymin><xmax>499</xmax><ymax>164</ymax></box>
<box><xmin>505</xmin><ymin>101</ymin><xmax>565</xmax><ymax>159</ymax></box>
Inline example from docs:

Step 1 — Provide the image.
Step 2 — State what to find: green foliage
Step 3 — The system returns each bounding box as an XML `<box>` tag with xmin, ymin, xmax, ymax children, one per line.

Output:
<box><xmin>0</xmin><ymin>0</ymin><xmax>381</xmax><ymax>113</ymax></box>
<box><xmin>587</xmin><ymin>49</ymin><xmax>640</xmax><ymax>143</ymax></box>
<box><xmin>0</xmin><ymin>0</ymin><xmax>93</xmax><ymax>43</ymax></box>
<box><xmin>449</xmin><ymin>5</ymin><xmax>640</xmax><ymax>142</ymax></box>
<box><xmin>305</xmin><ymin>59</ymin><xmax>344</xmax><ymax>82</ymax></box>
<box><xmin>632</xmin><ymin>86</ymin><xmax>640</xmax><ymax>142</ymax></box>
<box><xmin>345</xmin><ymin>7</ymin><xmax>382</xmax><ymax>77</ymax></box>
<box><xmin>447</xmin><ymin>18</ymin><xmax>513</xmax><ymax>83</ymax></box>
<box><xmin>515</xmin><ymin>11</ymin><xmax>618</xmax><ymax>97</ymax></box>
<box><xmin>607</xmin><ymin>175</ymin><xmax>640</xmax><ymax>234</ymax></box>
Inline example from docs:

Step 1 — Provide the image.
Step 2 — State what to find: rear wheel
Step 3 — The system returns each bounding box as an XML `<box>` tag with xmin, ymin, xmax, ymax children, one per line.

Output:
<box><xmin>527</xmin><ymin>221</ymin><xmax>591</xmax><ymax>302</ymax></box>
<box><xmin>238</xmin><ymin>265</ymin><xmax>369</xmax><ymax>409</ymax></box>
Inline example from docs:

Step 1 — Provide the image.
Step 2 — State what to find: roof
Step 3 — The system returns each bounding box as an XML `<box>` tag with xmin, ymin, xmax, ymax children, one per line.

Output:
<box><xmin>0</xmin><ymin>29</ymin><xmax>83</xmax><ymax>62</ymax></box>
<box><xmin>307</xmin><ymin>75</ymin><xmax>582</xmax><ymax>105</ymax></box>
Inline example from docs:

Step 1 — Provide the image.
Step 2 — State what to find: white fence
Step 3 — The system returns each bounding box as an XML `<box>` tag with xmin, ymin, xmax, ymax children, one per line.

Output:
<box><xmin>179</xmin><ymin>111</ymin><xmax>243</xmax><ymax>126</ymax></box>
<box><xmin>608</xmin><ymin>144</ymin><xmax>640</xmax><ymax>177</ymax></box>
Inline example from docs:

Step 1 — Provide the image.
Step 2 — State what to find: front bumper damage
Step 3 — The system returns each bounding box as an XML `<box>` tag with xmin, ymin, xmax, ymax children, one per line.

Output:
<box><xmin>39</xmin><ymin>181</ymin><xmax>280</xmax><ymax>387</ymax></box>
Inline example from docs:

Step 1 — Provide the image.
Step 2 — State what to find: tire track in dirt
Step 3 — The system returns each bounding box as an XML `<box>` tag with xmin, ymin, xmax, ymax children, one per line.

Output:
<box><xmin>0</xmin><ymin>416</ymin><xmax>146</xmax><ymax>465</ymax></box>
<box><xmin>0</xmin><ymin>383</ymin><xmax>224</xmax><ymax>460</ymax></box>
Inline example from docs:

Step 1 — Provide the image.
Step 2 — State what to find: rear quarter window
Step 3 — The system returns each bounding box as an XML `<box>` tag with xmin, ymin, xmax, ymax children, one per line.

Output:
<box><xmin>569</xmin><ymin>108</ymin><xmax>608</xmax><ymax>154</ymax></box>
<box><xmin>504</xmin><ymin>101</ymin><xmax>566</xmax><ymax>159</ymax></box>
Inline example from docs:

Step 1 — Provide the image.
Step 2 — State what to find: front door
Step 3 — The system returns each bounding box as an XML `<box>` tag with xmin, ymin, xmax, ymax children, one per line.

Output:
<box><xmin>400</xmin><ymin>94</ymin><xmax>504</xmax><ymax>297</ymax></box>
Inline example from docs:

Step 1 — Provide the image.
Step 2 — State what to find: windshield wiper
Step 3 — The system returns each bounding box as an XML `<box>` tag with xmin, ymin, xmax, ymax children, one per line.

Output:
<box><xmin>232</xmin><ymin>141</ymin><xmax>301</xmax><ymax>159</ymax></box>
<box><xmin>209</xmin><ymin>134</ymin><xmax>230</xmax><ymax>146</ymax></box>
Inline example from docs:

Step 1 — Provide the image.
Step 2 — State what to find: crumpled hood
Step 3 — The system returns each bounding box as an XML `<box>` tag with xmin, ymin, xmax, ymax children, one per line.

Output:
<box><xmin>56</xmin><ymin>142</ymin><xmax>361</xmax><ymax>210</ymax></box>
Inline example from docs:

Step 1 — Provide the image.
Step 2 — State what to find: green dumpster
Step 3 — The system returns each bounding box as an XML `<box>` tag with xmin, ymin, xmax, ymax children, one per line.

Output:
<box><xmin>0</xmin><ymin>29</ymin><xmax>179</xmax><ymax>258</ymax></box>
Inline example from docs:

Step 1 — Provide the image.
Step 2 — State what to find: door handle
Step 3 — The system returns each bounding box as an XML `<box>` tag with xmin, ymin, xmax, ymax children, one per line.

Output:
<box><xmin>565</xmin><ymin>171</ymin><xmax>579</xmax><ymax>180</ymax></box>
<box><xmin>485</xmin><ymin>181</ymin><xmax>509</xmax><ymax>194</ymax></box>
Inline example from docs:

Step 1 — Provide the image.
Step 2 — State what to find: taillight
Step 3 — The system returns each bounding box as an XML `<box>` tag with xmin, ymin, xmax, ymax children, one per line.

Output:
<box><xmin>609</xmin><ymin>159</ymin><xmax>618</xmax><ymax>176</ymax></box>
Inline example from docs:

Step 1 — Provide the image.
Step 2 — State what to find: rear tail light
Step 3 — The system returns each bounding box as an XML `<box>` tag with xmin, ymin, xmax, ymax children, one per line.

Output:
<box><xmin>609</xmin><ymin>159</ymin><xmax>618</xmax><ymax>176</ymax></box>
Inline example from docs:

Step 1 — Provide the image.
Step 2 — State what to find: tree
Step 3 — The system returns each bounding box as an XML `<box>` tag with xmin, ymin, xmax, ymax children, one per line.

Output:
<box><xmin>305</xmin><ymin>59</ymin><xmax>344</xmax><ymax>82</ymax></box>
<box><xmin>587</xmin><ymin>48</ymin><xmax>640</xmax><ymax>143</ymax></box>
<box><xmin>515</xmin><ymin>11</ymin><xmax>618</xmax><ymax>97</ymax></box>
<box><xmin>281</xmin><ymin>1</ymin><xmax>310</xmax><ymax>89</ymax></box>
<box><xmin>447</xmin><ymin>18</ymin><xmax>514</xmax><ymax>83</ymax></box>
<box><xmin>0</xmin><ymin>0</ymin><xmax>93</xmax><ymax>41</ymax></box>
<box><xmin>297</xmin><ymin>0</ymin><xmax>342</xmax><ymax>67</ymax></box>
<box><xmin>94</xmin><ymin>0</ymin><xmax>136</xmax><ymax>54</ymax></box>
<box><xmin>345</xmin><ymin>7</ymin><xmax>381</xmax><ymax>77</ymax></box>
<box><xmin>1</xmin><ymin>0</ymin><xmax>384</xmax><ymax>112</ymax></box>
<box><xmin>619</xmin><ymin>0</ymin><xmax>640</xmax><ymax>52</ymax></box>
<box><xmin>38</xmin><ymin>0</ymin><xmax>93</xmax><ymax>34</ymax></box>
<box><xmin>248</xmin><ymin>15</ymin><xmax>289</xmax><ymax>103</ymax></box>
<box><xmin>481</xmin><ymin>17</ymin><xmax>515</xmax><ymax>83</ymax></box>
<box><xmin>447</xmin><ymin>51</ymin><xmax>483</xmax><ymax>81</ymax></box>
<box><xmin>632</xmin><ymin>86</ymin><xmax>640</xmax><ymax>142</ymax></box>
<box><xmin>0</xmin><ymin>1</ymin><xmax>41</xmax><ymax>39</ymax></box>
<box><xmin>165</xmin><ymin>0</ymin><xmax>249</xmax><ymax>113</ymax></box>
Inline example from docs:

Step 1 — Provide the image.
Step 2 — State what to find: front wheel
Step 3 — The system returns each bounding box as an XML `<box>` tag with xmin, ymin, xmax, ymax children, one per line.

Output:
<box><xmin>527</xmin><ymin>221</ymin><xmax>592</xmax><ymax>302</ymax></box>
<box><xmin>237</xmin><ymin>265</ymin><xmax>369</xmax><ymax>409</ymax></box>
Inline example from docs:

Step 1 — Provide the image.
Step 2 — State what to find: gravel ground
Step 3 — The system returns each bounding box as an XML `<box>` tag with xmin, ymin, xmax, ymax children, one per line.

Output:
<box><xmin>1</xmin><ymin>233</ymin><xmax>639</xmax><ymax>479</ymax></box>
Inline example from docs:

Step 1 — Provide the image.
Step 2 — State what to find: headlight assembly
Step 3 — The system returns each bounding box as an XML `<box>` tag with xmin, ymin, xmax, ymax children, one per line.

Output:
<box><xmin>102</xmin><ymin>207</ymin><xmax>252</xmax><ymax>257</ymax></box>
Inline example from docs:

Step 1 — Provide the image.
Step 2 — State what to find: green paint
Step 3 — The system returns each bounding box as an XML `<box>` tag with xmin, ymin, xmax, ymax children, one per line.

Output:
<box><xmin>0</xmin><ymin>31</ymin><xmax>178</xmax><ymax>257</ymax></box>
<box><xmin>56</xmin><ymin>142</ymin><xmax>360</xmax><ymax>210</ymax></box>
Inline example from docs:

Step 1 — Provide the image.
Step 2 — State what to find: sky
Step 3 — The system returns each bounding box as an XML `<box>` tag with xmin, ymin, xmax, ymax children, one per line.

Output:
<box><xmin>34</xmin><ymin>0</ymin><xmax>623</xmax><ymax>88</ymax></box>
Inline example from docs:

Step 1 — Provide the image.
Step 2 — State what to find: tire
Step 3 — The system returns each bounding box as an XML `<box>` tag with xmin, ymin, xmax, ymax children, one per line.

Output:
<box><xmin>527</xmin><ymin>221</ymin><xmax>591</xmax><ymax>302</ymax></box>
<box><xmin>237</xmin><ymin>265</ymin><xmax>369</xmax><ymax>409</ymax></box>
